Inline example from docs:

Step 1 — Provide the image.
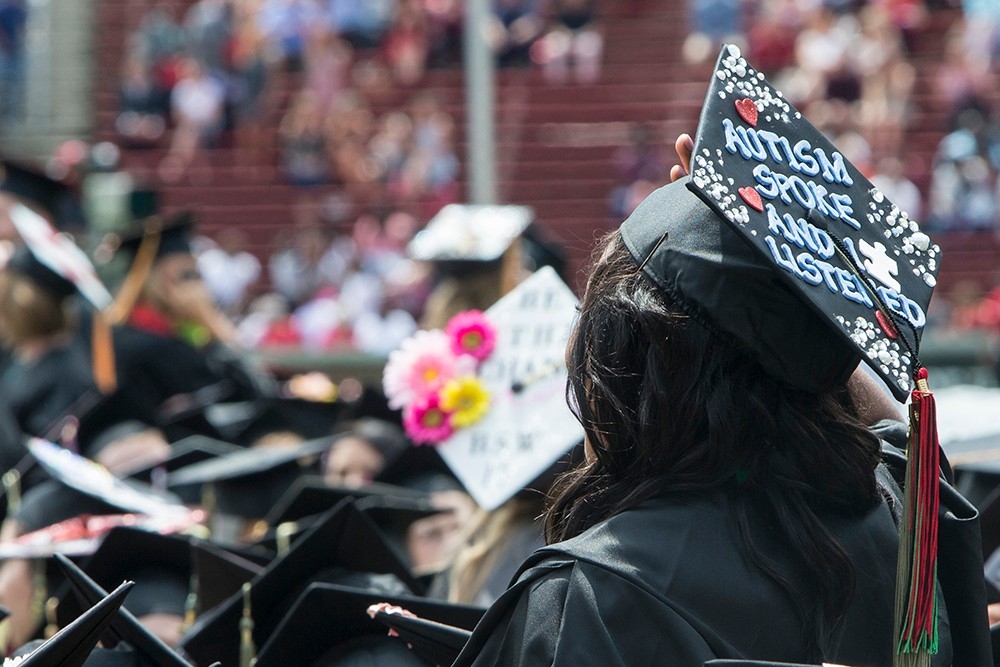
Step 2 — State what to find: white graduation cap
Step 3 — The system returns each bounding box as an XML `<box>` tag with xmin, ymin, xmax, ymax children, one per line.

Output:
<box><xmin>407</xmin><ymin>204</ymin><xmax>534</xmax><ymax>263</ymax></box>
<box><xmin>435</xmin><ymin>266</ymin><xmax>583</xmax><ymax>510</ymax></box>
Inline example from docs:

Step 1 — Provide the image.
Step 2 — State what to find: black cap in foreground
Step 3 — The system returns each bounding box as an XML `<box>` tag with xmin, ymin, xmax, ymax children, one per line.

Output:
<box><xmin>255</xmin><ymin>583</ymin><xmax>485</xmax><ymax>667</ymax></box>
<box><xmin>179</xmin><ymin>499</ymin><xmax>423</xmax><ymax>667</ymax></box>
<box><xmin>190</xmin><ymin>538</ymin><xmax>265</xmax><ymax>615</ymax></box>
<box><xmin>0</xmin><ymin>159</ymin><xmax>84</xmax><ymax>230</ymax></box>
<box><xmin>17</xmin><ymin>579</ymin><xmax>133</xmax><ymax>667</ymax></box>
<box><xmin>629</xmin><ymin>44</ymin><xmax>939</xmax><ymax>401</ymax></box>
<box><xmin>54</xmin><ymin>554</ymin><xmax>193</xmax><ymax>667</ymax></box>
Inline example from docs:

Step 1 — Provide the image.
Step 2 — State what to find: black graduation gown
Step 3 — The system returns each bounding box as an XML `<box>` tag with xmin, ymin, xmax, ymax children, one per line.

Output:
<box><xmin>0</xmin><ymin>344</ymin><xmax>95</xmax><ymax>439</ymax></box>
<box><xmin>452</xmin><ymin>486</ymin><xmax>952</xmax><ymax>667</ymax></box>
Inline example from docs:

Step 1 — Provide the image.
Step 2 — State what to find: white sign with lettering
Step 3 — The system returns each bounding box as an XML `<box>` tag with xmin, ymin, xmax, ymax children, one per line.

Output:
<box><xmin>438</xmin><ymin>266</ymin><xmax>583</xmax><ymax>510</ymax></box>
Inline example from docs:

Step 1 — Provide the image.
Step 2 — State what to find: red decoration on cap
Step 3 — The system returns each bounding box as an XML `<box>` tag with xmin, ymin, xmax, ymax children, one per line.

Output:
<box><xmin>738</xmin><ymin>186</ymin><xmax>763</xmax><ymax>212</ymax></box>
<box><xmin>735</xmin><ymin>98</ymin><xmax>758</xmax><ymax>127</ymax></box>
<box><xmin>875</xmin><ymin>310</ymin><xmax>899</xmax><ymax>339</ymax></box>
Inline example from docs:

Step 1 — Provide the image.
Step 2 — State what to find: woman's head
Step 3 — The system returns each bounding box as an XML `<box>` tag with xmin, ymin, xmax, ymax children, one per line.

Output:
<box><xmin>0</xmin><ymin>268</ymin><xmax>74</xmax><ymax>346</ymax></box>
<box><xmin>563</xmin><ymin>231</ymin><xmax>878</xmax><ymax>511</ymax></box>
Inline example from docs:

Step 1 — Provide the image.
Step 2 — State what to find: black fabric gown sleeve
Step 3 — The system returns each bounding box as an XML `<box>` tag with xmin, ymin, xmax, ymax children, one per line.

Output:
<box><xmin>452</xmin><ymin>559</ymin><xmax>721</xmax><ymax>667</ymax></box>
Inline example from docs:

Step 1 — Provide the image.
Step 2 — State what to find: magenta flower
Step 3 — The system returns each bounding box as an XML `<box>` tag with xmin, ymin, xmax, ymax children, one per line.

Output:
<box><xmin>382</xmin><ymin>329</ymin><xmax>473</xmax><ymax>410</ymax></box>
<box><xmin>445</xmin><ymin>310</ymin><xmax>498</xmax><ymax>362</ymax></box>
<box><xmin>403</xmin><ymin>393</ymin><xmax>454</xmax><ymax>445</ymax></box>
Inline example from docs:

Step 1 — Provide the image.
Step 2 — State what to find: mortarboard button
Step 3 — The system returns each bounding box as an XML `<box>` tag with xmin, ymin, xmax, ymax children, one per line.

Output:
<box><xmin>179</xmin><ymin>499</ymin><xmax>423</xmax><ymax>667</ymax></box>
<box><xmin>254</xmin><ymin>583</ymin><xmax>485</xmax><ymax>667</ymax></box>
<box><xmin>655</xmin><ymin>43</ymin><xmax>940</xmax><ymax>401</ymax></box>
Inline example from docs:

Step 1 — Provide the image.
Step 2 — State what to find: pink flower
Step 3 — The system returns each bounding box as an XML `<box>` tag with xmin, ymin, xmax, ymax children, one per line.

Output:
<box><xmin>382</xmin><ymin>330</ymin><xmax>472</xmax><ymax>410</ymax></box>
<box><xmin>445</xmin><ymin>310</ymin><xmax>497</xmax><ymax>362</ymax></box>
<box><xmin>403</xmin><ymin>393</ymin><xmax>454</xmax><ymax>445</ymax></box>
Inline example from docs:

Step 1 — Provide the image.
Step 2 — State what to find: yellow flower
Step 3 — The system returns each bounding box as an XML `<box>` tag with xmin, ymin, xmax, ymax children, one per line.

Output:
<box><xmin>439</xmin><ymin>376</ymin><xmax>491</xmax><ymax>428</ymax></box>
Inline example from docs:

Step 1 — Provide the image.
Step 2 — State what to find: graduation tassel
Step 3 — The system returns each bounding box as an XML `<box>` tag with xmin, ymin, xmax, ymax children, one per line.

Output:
<box><xmin>91</xmin><ymin>314</ymin><xmax>117</xmax><ymax>395</ymax></box>
<box><xmin>239</xmin><ymin>583</ymin><xmax>257</xmax><ymax>667</ymax></box>
<box><xmin>893</xmin><ymin>366</ymin><xmax>940</xmax><ymax>667</ymax></box>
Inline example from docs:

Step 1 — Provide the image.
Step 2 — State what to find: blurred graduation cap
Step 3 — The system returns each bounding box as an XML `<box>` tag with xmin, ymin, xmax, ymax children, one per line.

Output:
<box><xmin>179</xmin><ymin>499</ymin><xmax>423</xmax><ymax>667</ymax></box>
<box><xmin>126</xmin><ymin>435</ymin><xmax>242</xmax><ymax>489</ymax></box>
<box><xmin>621</xmin><ymin>43</ymin><xmax>943</xmax><ymax>665</ymax></box>
<box><xmin>0</xmin><ymin>158</ymin><xmax>86</xmax><ymax>231</ymax></box>
<box><xmin>407</xmin><ymin>204</ymin><xmax>533</xmax><ymax>266</ymax></box>
<box><xmin>254</xmin><ymin>584</ymin><xmax>484</xmax><ymax>667</ymax></box>
<box><xmin>190</xmin><ymin>538</ymin><xmax>264</xmax><ymax>614</ymax></box>
<box><xmin>7</xmin><ymin>202</ymin><xmax>117</xmax><ymax>392</ymax></box>
<box><xmin>13</xmin><ymin>579</ymin><xmax>133</xmax><ymax>667</ymax></box>
<box><xmin>27</xmin><ymin>438</ymin><xmax>190</xmax><ymax>520</ymax></box>
<box><xmin>54</xmin><ymin>527</ymin><xmax>192</xmax><ymax>629</ymax></box>
<box><xmin>54</xmin><ymin>554</ymin><xmax>194</xmax><ymax>667</ymax></box>
<box><xmin>424</xmin><ymin>266</ymin><xmax>584</xmax><ymax>511</ymax></box>
<box><xmin>167</xmin><ymin>437</ymin><xmax>331</xmax><ymax>519</ymax></box>
<box><xmin>375</xmin><ymin>443</ymin><xmax>463</xmax><ymax>495</ymax></box>
<box><xmin>264</xmin><ymin>476</ymin><xmax>430</xmax><ymax>527</ymax></box>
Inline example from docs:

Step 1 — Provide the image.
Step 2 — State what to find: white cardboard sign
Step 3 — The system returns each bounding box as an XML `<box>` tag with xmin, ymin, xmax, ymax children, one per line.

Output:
<box><xmin>437</xmin><ymin>266</ymin><xmax>583</xmax><ymax>510</ymax></box>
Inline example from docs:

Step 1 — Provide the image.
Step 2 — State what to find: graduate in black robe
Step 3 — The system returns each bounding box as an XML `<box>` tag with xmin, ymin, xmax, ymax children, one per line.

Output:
<box><xmin>450</xmin><ymin>129</ymin><xmax>992</xmax><ymax>666</ymax></box>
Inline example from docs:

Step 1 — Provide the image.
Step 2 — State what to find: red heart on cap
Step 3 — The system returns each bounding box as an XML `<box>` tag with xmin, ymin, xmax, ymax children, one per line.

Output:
<box><xmin>875</xmin><ymin>310</ymin><xmax>899</xmax><ymax>339</ymax></box>
<box><xmin>735</xmin><ymin>98</ymin><xmax>758</xmax><ymax>127</ymax></box>
<box><xmin>738</xmin><ymin>186</ymin><xmax>763</xmax><ymax>212</ymax></box>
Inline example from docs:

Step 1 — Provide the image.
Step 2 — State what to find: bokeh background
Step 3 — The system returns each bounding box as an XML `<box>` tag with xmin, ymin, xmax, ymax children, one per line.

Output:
<box><xmin>1</xmin><ymin>0</ymin><xmax>998</xmax><ymax>388</ymax></box>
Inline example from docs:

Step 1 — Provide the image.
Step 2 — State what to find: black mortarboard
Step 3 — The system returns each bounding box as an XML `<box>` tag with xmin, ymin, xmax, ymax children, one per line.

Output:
<box><xmin>0</xmin><ymin>159</ymin><xmax>85</xmax><ymax>230</ymax></box>
<box><xmin>179</xmin><ymin>500</ymin><xmax>423</xmax><ymax>667</ymax></box>
<box><xmin>217</xmin><ymin>397</ymin><xmax>345</xmax><ymax>446</ymax></box>
<box><xmin>375</xmin><ymin>445</ymin><xmax>463</xmax><ymax>495</ymax></box>
<box><xmin>111</xmin><ymin>211</ymin><xmax>195</xmax><ymax>262</ymax></box>
<box><xmin>15</xmin><ymin>580</ymin><xmax>133</xmax><ymax>667</ymax></box>
<box><xmin>705</xmin><ymin>662</ymin><xmax>830</xmax><ymax>667</ymax></box>
<box><xmin>167</xmin><ymin>437</ymin><xmax>330</xmax><ymax>518</ymax></box>
<box><xmin>54</xmin><ymin>554</ymin><xmax>194</xmax><ymax>667</ymax></box>
<box><xmin>625</xmin><ymin>44</ymin><xmax>939</xmax><ymax>401</ymax></box>
<box><xmin>7</xmin><ymin>203</ymin><xmax>113</xmax><ymax>310</ymax></box>
<box><xmin>264</xmin><ymin>476</ymin><xmax>429</xmax><ymax>527</ymax></box>
<box><xmin>126</xmin><ymin>435</ymin><xmax>243</xmax><ymax>487</ymax></box>
<box><xmin>255</xmin><ymin>583</ymin><xmax>484</xmax><ymax>667</ymax></box>
<box><xmin>55</xmin><ymin>527</ymin><xmax>191</xmax><ymax>628</ymax></box>
<box><xmin>190</xmin><ymin>538</ymin><xmax>264</xmax><ymax>614</ymax></box>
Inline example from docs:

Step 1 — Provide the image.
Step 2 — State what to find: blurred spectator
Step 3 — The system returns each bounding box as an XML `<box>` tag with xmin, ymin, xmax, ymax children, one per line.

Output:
<box><xmin>160</xmin><ymin>57</ymin><xmax>226</xmax><ymax>182</ymax></box>
<box><xmin>746</xmin><ymin>0</ymin><xmax>799</xmax><ymax>75</ymax></box>
<box><xmin>961</xmin><ymin>0</ymin><xmax>1000</xmax><ymax>74</ymax></box>
<box><xmin>870</xmin><ymin>157</ymin><xmax>922</xmax><ymax>222</ymax></box>
<box><xmin>116</xmin><ymin>55</ymin><xmax>168</xmax><ymax>148</ymax></box>
<box><xmin>268</xmin><ymin>223</ymin><xmax>350</xmax><ymax>308</ymax></box>
<box><xmin>927</xmin><ymin>106</ymin><xmax>1000</xmax><ymax>232</ymax></box>
<box><xmin>325</xmin><ymin>90</ymin><xmax>380</xmax><ymax>200</ymax></box>
<box><xmin>196</xmin><ymin>229</ymin><xmax>262</xmax><ymax>317</ymax></box>
<box><xmin>226</xmin><ymin>1</ymin><xmax>270</xmax><ymax>165</ymax></box>
<box><xmin>423</xmin><ymin>0</ymin><xmax>463</xmax><ymax>68</ymax></box>
<box><xmin>683</xmin><ymin>0</ymin><xmax>743</xmax><ymax>65</ymax></box>
<box><xmin>303</xmin><ymin>32</ymin><xmax>353</xmax><ymax>115</ymax></box>
<box><xmin>393</xmin><ymin>91</ymin><xmax>460</xmax><ymax>213</ymax></box>
<box><xmin>368</xmin><ymin>110</ymin><xmax>413</xmax><ymax>187</ymax></box>
<box><xmin>607</xmin><ymin>122</ymin><xmax>668</xmax><ymax>221</ymax></box>
<box><xmin>487</xmin><ymin>0</ymin><xmax>545</xmax><ymax>67</ymax></box>
<box><xmin>533</xmin><ymin>0</ymin><xmax>603</xmax><ymax>85</ymax></box>
<box><xmin>131</xmin><ymin>3</ymin><xmax>187</xmax><ymax>70</ymax></box>
<box><xmin>383</xmin><ymin>0</ymin><xmax>431</xmax><ymax>86</ymax></box>
<box><xmin>184</xmin><ymin>0</ymin><xmax>233</xmax><ymax>74</ymax></box>
<box><xmin>257</xmin><ymin>0</ymin><xmax>325</xmax><ymax>70</ymax></box>
<box><xmin>279</xmin><ymin>90</ymin><xmax>331</xmax><ymax>187</ymax></box>
<box><xmin>794</xmin><ymin>8</ymin><xmax>858</xmax><ymax>104</ymax></box>
<box><xmin>326</xmin><ymin>0</ymin><xmax>397</xmax><ymax>51</ymax></box>
<box><xmin>0</xmin><ymin>0</ymin><xmax>26</xmax><ymax>123</ymax></box>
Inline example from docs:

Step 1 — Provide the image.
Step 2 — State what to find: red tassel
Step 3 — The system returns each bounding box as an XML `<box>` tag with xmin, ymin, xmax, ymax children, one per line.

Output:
<box><xmin>894</xmin><ymin>367</ymin><xmax>940</xmax><ymax>667</ymax></box>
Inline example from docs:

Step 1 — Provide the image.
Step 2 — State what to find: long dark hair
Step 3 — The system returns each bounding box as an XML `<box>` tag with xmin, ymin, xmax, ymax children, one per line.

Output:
<box><xmin>545</xmin><ymin>232</ymin><xmax>883</xmax><ymax>658</ymax></box>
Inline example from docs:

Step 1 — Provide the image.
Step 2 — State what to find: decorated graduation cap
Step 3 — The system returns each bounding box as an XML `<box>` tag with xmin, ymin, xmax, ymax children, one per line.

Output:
<box><xmin>53</xmin><ymin>554</ymin><xmax>195</xmax><ymax>667</ymax></box>
<box><xmin>254</xmin><ymin>584</ymin><xmax>484</xmax><ymax>667</ymax></box>
<box><xmin>407</xmin><ymin>204</ymin><xmax>533</xmax><ymax>265</ymax></box>
<box><xmin>0</xmin><ymin>158</ymin><xmax>85</xmax><ymax>231</ymax></box>
<box><xmin>382</xmin><ymin>265</ymin><xmax>584</xmax><ymax>510</ymax></box>
<box><xmin>620</xmin><ymin>44</ymin><xmax>943</xmax><ymax>667</ymax></box>
<box><xmin>54</xmin><ymin>527</ymin><xmax>192</xmax><ymax>629</ymax></box>
<box><xmin>179</xmin><ymin>500</ymin><xmax>422</xmax><ymax>667</ymax></box>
